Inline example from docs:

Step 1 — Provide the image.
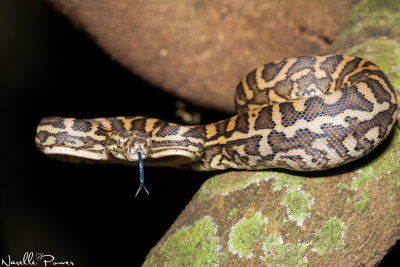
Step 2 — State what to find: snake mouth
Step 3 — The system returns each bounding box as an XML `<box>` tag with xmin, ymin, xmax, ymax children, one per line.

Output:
<box><xmin>39</xmin><ymin>145</ymin><xmax>107</xmax><ymax>164</ymax></box>
<box><xmin>39</xmin><ymin>145</ymin><xmax>197</xmax><ymax>167</ymax></box>
<box><xmin>144</xmin><ymin>149</ymin><xmax>201</xmax><ymax>166</ymax></box>
<box><xmin>142</xmin><ymin>155</ymin><xmax>195</xmax><ymax>167</ymax></box>
<box><xmin>40</xmin><ymin>146</ymin><xmax>107</xmax><ymax>160</ymax></box>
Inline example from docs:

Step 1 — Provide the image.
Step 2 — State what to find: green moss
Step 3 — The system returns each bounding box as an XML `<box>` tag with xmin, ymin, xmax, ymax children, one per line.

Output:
<box><xmin>197</xmin><ymin>172</ymin><xmax>270</xmax><ymax>201</ymax></box>
<box><xmin>229</xmin><ymin>207</ymin><xmax>238</xmax><ymax>217</ymax></box>
<box><xmin>228</xmin><ymin>211</ymin><xmax>268</xmax><ymax>258</ymax></box>
<box><xmin>354</xmin><ymin>191</ymin><xmax>369</xmax><ymax>212</ymax></box>
<box><xmin>159</xmin><ymin>216</ymin><xmax>222</xmax><ymax>266</ymax></box>
<box><xmin>269</xmin><ymin>244</ymin><xmax>308</xmax><ymax>266</ymax></box>
<box><xmin>335</xmin><ymin>127</ymin><xmax>400</xmax><ymax>213</ymax></box>
<box><xmin>351</xmin><ymin>0</ymin><xmax>400</xmax><ymax>34</ymax></box>
<box><xmin>197</xmin><ymin>169</ymin><xmax>310</xmax><ymax>201</ymax></box>
<box><xmin>262</xmin><ymin>235</ymin><xmax>283</xmax><ymax>252</ymax></box>
<box><xmin>334</xmin><ymin>128</ymin><xmax>400</xmax><ymax>211</ymax></box>
<box><xmin>337</xmin><ymin>175</ymin><xmax>370</xmax><ymax>212</ymax></box>
<box><xmin>316</xmin><ymin>178</ymin><xmax>325</xmax><ymax>186</ymax></box>
<box><xmin>385</xmin><ymin>128</ymin><xmax>400</xmax><ymax>187</ymax></box>
<box><xmin>282</xmin><ymin>189</ymin><xmax>314</xmax><ymax>226</ymax></box>
<box><xmin>198</xmin><ymin>170</ymin><xmax>307</xmax><ymax>201</ymax></box>
<box><xmin>273</xmin><ymin>173</ymin><xmax>304</xmax><ymax>191</ymax></box>
<box><xmin>357</xmin><ymin>128</ymin><xmax>400</xmax><ymax>181</ymax></box>
<box><xmin>350</xmin><ymin>175</ymin><xmax>369</xmax><ymax>191</ymax></box>
<box><xmin>142</xmin><ymin>256</ymin><xmax>157</xmax><ymax>267</ymax></box>
<box><xmin>388</xmin><ymin>170</ymin><xmax>400</xmax><ymax>187</ymax></box>
<box><xmin>312</xmin><ymin>218</ymin><xmax>345</xmax><ymax>256</ymax></box>
<box><xmin>197</xmin><ymin>174</ymin><xmax>223</xmax><ymax>201</ymax></box>
<box><xmin>262</xmin><ymin>235</ymin><xmax>308</xmax><ymax>266</ymax></box>
<box><xmin>352</xmin><ymin>0</ymin><xmax>400</xmax><ymax>15</ymax></box>
<box><xmin>345</xmin><ymin>189</ymin><xmax>369</xmax><ymax>213</ymax></box>
<box><xmin>335</xmin><ymin>0</ymin><xmax>400</xmax><ymax>47</ymax></box>
<box><xmin>337</xmin><ymin>182</ymin><xmax>348</xmax><ymax>193</ymax></box>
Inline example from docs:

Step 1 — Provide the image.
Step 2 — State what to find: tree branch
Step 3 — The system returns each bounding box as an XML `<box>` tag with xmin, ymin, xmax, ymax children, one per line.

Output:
<box><xmin>143</xmin><ymin>0</ymin><xmax>400</xmax><ymax>265</ymax></box>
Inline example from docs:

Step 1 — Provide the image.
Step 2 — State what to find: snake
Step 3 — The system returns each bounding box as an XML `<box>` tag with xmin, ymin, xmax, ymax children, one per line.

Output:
<box><xmin>35</xmin><ymin>55</ymin><xmax>400</xmax><ymax>195</ymax></box>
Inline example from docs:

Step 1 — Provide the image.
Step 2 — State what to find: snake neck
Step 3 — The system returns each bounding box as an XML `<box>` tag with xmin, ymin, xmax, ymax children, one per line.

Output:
<box><xmin>136</xmin><ymin>123</ymin><xmax>206</xmax><ymax>167</ymax></box>
<box><xmin>187</xmin><ymin>88</ymin><xmax>399</xmax><ymax>172</ymax></box>
<box><xmin>183</xmin><ymin>115</ymin><xmax>260</xmax><ymax>171</ymax></box>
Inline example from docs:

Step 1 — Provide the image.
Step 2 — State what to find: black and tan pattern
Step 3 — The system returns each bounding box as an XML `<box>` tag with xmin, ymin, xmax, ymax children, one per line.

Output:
<box><xmin>35</xmin><ymin>55</ymin><xmax>399</xmax><ymax>171</ymax></box>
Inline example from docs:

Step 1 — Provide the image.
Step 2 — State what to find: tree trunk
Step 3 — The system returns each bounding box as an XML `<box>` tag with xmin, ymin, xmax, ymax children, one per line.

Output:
<box><xmin>48</xmin><ymin>0</ymin><xmax>356</xmax><ymax>113</ymax></box>
<box><xmin>143</xmin><ymin>0</ymin><xmax>400</xmax><ymax>266</ymax></box>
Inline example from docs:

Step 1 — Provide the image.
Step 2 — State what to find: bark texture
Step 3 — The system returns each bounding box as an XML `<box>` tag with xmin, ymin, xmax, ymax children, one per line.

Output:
<box><xmin>143</xmin><ymin>0</ymin><xmax>400</xmax><ymax>266</ymax></box>
<box><xmin>47</xmin><ymin>0</ymin><xmax>356</xmax><ymax>112</ymax></box>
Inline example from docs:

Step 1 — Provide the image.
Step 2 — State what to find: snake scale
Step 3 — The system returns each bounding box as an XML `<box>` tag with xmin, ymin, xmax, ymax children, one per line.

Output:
<box><xmin>36</xmin><ymin>55</ymin><xmax>400</xmax><ymax>194</ymax></box>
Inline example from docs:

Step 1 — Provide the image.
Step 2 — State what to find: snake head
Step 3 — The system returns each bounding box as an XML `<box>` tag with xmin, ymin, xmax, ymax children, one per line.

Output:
<box><xmin>105</xmin><ymin>130</ymin><xmax>151</xmax><ymax>161</ymax></box>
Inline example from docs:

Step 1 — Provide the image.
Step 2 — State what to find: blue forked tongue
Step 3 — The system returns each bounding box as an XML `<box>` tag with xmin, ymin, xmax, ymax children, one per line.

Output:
<box><xmin>135</xmin><ymin>151</ymin><xmax>149</xmax><ymax>197</ymax></box>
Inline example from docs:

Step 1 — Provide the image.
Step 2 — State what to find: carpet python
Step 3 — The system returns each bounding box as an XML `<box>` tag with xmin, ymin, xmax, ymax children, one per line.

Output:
<box><xmin>35</xmin><ymin>55</ymin><xmax>400</xmax><ymax>196</ymax></box>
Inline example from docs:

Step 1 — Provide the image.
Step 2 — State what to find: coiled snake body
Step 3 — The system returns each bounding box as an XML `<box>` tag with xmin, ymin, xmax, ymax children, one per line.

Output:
<box><xmin>36</xmin><ymin>55</ymin><xmax>399</xmax><ymax>193</ymax></box>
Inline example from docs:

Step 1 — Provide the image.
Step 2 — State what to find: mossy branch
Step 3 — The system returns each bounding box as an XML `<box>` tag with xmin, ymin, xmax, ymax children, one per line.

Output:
<box><xmin>143</xmin><ymin>0</ymin><xmax>400</xmax><ymax>266</ymax></box>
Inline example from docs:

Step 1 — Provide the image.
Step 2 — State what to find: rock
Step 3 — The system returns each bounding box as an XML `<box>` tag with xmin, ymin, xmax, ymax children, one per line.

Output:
<box><xmin>48</xmin><ymin>0</ymin><xmax>355</xmax><ymax>112</ymax></box>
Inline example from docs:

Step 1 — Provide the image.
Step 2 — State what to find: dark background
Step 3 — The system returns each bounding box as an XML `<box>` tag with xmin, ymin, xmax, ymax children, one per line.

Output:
<box><xmin>1</xmin><ymin>1</ymin><xmax>399</xmax><ymax>266</ymax></box>
<box><xmin>1</xmin><ymin>1</ymin><xmax>225</xmax><ymax>266</ymax></box>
